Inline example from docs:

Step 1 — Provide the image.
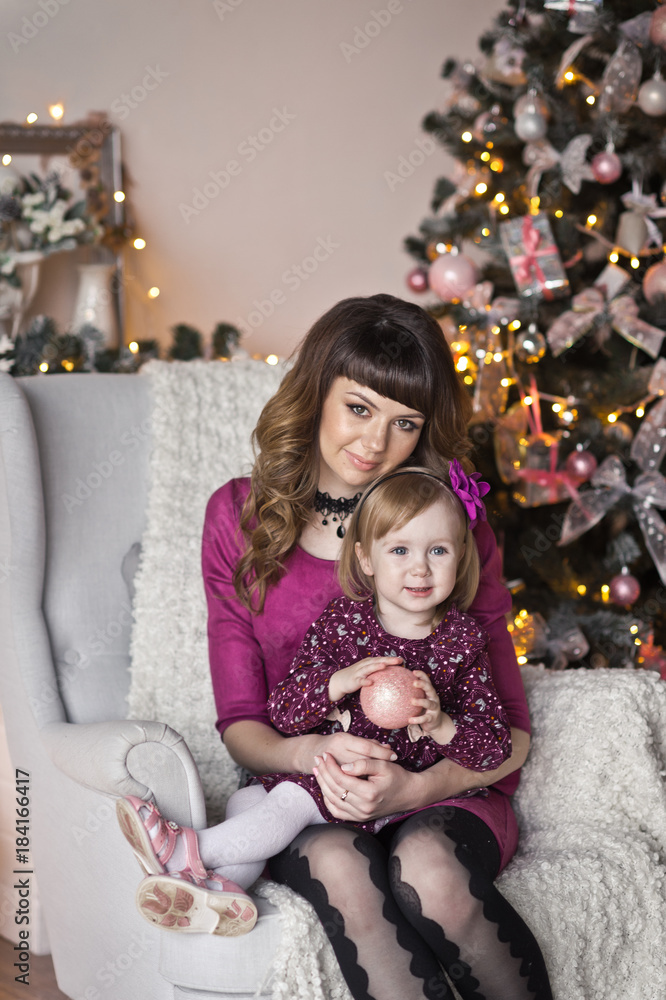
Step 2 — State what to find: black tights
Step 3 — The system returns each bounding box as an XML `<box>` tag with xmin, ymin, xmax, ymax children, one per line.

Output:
<box><xmin>269</xmin><ymin>806</ymin><xmax>552</xmax><ymax>1000</ymax></box>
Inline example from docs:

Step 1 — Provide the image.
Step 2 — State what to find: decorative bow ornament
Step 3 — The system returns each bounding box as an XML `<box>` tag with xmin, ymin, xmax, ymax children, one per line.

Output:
<box><xmin>523</xmin><ymin>134</ymin><xmax>595</xmax><ymax>197</ymax></box>
<box><xmin>546</xmin><ymin>285</ymin><xmax>665</xmax><ymax>359</ymax></box>
<box><xmin>632</xmin><ymin>360</ymin><xmax>666</xmax><ymax>473</ymax></box>
<box><xmin>558</xmin><ymin>455</ymin><xmax>666</xmax><ymax>586</ymax></box>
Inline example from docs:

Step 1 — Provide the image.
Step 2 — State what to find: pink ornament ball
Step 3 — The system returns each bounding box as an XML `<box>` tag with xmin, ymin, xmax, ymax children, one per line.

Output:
<box><xmin>642</xmin><ymin>260</ymin><xmax>666</xmax><ymax>304</ymax></box>
<box><xmin>609</xmin><ymin>573</ymin><xmax>641</xmax><ymax>606</ymax></box>
<box><xmin>360</xmin><ymin>666</ymin><xmax>423</xmax><ymax>730</ymax></box>
<box><xmin>650</xmin><ymin>5</ymin><xmax>666</xmax><ymax>49</ymax></box>
<box><xmin>428</xmin><ymin>252</ymin><xmax>479</xmax><ymax>303</ymax></box>
<box><xmin>406</xmin><ymin>267</ymin><xmax>429</xmax><ymax>293</ymax></box>
<box><xmin>565</xmin><ymin>449</ymin><xmax>598</xmax><ymax>481</ymax></box>
<box><xmin>591</xmin><ymin>150</ymin><xmax>622</xmax><ymax>185</ymax></box>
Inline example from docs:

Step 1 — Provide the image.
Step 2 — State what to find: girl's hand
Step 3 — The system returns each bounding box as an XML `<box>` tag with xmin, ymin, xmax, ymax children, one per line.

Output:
<box><xmin>409</xmin><ymin>671</ymin><xmax>457</xmax><ymax>745</ymax></box>
<box><xmin>328</xmin><ymin>655</ymin><xmax>403</xmax><ymax>703</ymax></box>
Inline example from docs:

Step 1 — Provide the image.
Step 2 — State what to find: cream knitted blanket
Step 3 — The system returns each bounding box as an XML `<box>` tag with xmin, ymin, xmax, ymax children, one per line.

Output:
<box><xmin>129</xmin><ymin>360</ymin><xmax>666</xmax><ymax>1000</ymax></box>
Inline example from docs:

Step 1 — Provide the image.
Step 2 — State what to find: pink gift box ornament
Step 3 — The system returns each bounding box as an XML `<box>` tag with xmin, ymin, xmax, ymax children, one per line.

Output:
<box><xmin>500</xmin><ymin>213</ymin><xmax>569</xmax><ymax>301</ymax></box>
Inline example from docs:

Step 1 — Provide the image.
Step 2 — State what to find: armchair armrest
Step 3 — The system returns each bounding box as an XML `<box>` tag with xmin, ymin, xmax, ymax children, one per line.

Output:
<box><xmin>41</xmin><ymin>719</ymin><xmax>208</xmax><ymax>828</ymax></box>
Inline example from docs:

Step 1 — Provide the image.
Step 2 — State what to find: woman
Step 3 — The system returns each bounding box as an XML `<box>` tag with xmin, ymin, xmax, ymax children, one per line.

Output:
<box><xmin>201</xmin><ymin>294</ymin><xmax>552</xmax><ymax>999</ymax></box>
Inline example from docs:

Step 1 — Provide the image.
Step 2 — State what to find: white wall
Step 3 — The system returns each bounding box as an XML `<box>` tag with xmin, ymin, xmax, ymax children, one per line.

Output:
<box><xmin>0</xmin><ymin>0</ymin><xmax>505</xmax><ymax>358</ymax></box>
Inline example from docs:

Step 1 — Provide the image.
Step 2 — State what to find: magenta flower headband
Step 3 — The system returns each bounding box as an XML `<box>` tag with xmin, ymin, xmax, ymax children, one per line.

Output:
<box><xmin>448</xmin><ymin>459</ymin><xmax>490</xmax><ymax>524</ymax></box>
<box><xmin>356</xmin><ymin>460</ymin><xmax>490</xmax><ymax>526</ymax></box>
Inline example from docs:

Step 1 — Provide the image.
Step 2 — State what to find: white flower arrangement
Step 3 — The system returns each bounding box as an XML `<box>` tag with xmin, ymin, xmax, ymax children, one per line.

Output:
<box><xmin>0</xmin><ymin>171</ymin><xmax>93</xmax><ymax>285</ymax></box>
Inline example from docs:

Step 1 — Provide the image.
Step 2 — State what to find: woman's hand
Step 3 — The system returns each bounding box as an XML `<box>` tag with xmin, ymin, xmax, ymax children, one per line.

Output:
<box><xmin>314</xmin><ymin>752</ymin><xmax>424</xmax><ymax>823</ymax></box>
<box><xmin>328</xmin><ymin>654</ymin><xmax>403</xmax><ymax>703</ymax></box>
<box><xmin>315</xmin><ymin>726</ymin><xmax>532</xmax><ymax>823</ymax></box>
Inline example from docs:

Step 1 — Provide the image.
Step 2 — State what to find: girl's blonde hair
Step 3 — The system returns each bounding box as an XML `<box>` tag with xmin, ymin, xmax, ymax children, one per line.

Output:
<box><xmin>233</xmin><ymin>294</ymin><xmax>473</xmax><ymax>612</ymax></box>
<box><xmin>338</xmin><ymin>466</ymin><xmax>480</xmax><ymax>615</ymax></box>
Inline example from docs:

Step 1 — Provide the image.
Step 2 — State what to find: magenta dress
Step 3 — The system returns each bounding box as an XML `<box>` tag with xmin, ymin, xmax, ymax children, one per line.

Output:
<box><xmin>203</xmin><ymin>478</ymin><xmax>531</xmax><ymax>872</ymax></box>
<box><xmin>251</xmin><ymin>595</ymin><xmax>511</xmax><ymax>829</ymax></box>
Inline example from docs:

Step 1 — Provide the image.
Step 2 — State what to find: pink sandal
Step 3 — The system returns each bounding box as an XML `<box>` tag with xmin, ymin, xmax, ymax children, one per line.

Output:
<box><xmin>136</xmin><ymin>870</ymin><xmax>258</xmax><ymax>937</ymax></box>
<box><xmin>116</xmin><ymin>795</ymin><xmax>205</xmax><ymax>878</ymax></box>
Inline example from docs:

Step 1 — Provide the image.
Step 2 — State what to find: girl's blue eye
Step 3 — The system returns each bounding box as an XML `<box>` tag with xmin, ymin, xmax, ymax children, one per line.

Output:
<box><xmin>431</xmin><ymin>546</ymin><xmax>446</xmax><ymax>556</ymax></box>
<box><xmin>391</xmin><ymin>546</ymin><xmax>407</xmax><ymax>555</ymax></box>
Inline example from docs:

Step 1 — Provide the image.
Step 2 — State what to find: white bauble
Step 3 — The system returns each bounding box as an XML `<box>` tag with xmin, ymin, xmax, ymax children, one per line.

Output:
<box><xmin>637</xmin><ymin>76</ymin><xmax>666</xmax><ymax>116</ymax></box>
<box><xmin>514</xmin><ymin>109</ymin><xmax>548</xmax><ymax>142</ymax></box>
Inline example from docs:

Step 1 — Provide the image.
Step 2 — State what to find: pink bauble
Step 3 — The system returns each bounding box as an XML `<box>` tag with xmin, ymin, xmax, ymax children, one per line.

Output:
<box><xmin>565</xmin><ymin>449</ymin><xmax>598</xmax><ymax>481</ymax></box>
<box><xmin>360</xmin><ymin>666</ymin><xmax>422</xmax><ymax>730</ymax></box>
<box><xmin>428</xmin><ymin>252</ymin><xmax>479</xmax><ymax>303</ymax></box>
<box><xmin>406</xmin><ymin>267</ymin><xmax>428</xmax><ymax>293</ymax></box>
<box><xmin>591</xmin><ymin>150</ymin><xmax>622</xmax><ymax>185</ymax></box>
<box><xmin>609</xmin><ymin>572</ymin><xmax>641</xmax><ymax>606</ymax></box>
<box><xmin>642</xmin><ymin>260</ymin><xmax>666</xmax><ymax>303</ymax></box>
<box><xmin>650</xmin><ymin>5</ymin><xmax>666</xmax><ymax>49</ymax></box>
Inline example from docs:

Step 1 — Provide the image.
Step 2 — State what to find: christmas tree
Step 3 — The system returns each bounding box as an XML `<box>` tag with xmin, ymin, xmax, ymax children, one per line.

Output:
<box><xmin>405</xmin><ymin>0</ymin><xmax>666</xmax><ymax>674</ymax></box>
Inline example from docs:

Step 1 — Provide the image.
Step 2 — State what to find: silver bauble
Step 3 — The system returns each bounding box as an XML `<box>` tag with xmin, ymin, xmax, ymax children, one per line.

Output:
<box><xmin>514</xmin><ymin>109</ymin><xmax>548</xmax><ymax>142</ymax></box>
<box><xmin>513</xmin><ymin>92</ymin><xmax>549</xmax><ymax>120</ymax></box>
<box><xmin>637</xmin><ymin>76</ymin><xmax>666</xmax><ymax>117</ymax></box>
<box><xmin>515</xmin><ymin>324</ymin><xmax>546</xmax><ymax>363</ymax></box>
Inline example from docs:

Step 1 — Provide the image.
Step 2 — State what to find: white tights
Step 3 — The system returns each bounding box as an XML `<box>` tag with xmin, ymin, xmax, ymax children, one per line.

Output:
<box><xmin>166</xmin><ymin>782</ymin><xmax>325</xmax><ymax>890</ymax></box>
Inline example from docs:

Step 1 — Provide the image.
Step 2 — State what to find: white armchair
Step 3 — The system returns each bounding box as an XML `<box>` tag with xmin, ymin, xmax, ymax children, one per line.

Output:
<box><xmin>2</xmin><ymin>364</ymin><xmax>665</xmax><ymax>1000</ymax></box>
<box><xmin>0</xmin><ymin>370</ymin><xmax>289</xmax><ymax>1000</ymax></box>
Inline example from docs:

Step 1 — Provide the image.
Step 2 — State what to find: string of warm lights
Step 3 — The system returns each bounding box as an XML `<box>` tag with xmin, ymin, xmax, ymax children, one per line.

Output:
<box><xmin>575</xmin><ymin>222</ymin><xmax>664</xmax><ymax>266</ymax></box>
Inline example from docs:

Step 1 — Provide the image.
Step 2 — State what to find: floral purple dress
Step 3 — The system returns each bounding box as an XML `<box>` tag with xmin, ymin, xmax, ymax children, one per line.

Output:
<box><xmin>250</xmin><ymin>595</ymin><xmax>511</xmax><ymax>830</ymax></box>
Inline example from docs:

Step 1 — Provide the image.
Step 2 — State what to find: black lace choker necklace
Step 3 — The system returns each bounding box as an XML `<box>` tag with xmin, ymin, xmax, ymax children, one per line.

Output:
<box><xmin>313</xmin><ymin>489</ymin><xmax>362</xmax><ymax>538</ymax></box>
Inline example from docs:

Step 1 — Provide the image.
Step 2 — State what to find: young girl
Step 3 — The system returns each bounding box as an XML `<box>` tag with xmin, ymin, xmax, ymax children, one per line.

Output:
<box><xmin>119</xmin><ymin>463</ymin><xmax>511</xmax><ymax>935</ymax></box>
